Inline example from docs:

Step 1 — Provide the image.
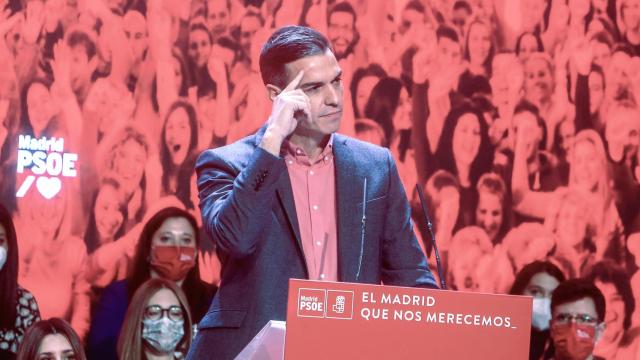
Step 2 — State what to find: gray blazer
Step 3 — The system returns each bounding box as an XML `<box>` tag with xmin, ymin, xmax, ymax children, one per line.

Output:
<box><xmin>187</xmin><ymin>127</ymin><xmax>437</xmax><ymax>359</ymax></box>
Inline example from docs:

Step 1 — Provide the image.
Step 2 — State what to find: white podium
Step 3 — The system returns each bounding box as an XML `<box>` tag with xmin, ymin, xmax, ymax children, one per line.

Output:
<box><xmin>234</xmin><ymin>321</ymin><xmax>286</xmax><ymax>360</ymax></box>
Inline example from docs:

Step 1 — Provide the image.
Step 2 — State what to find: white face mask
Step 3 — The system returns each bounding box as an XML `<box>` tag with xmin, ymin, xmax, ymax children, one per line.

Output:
<box><xmin>142</xmin><ymin>317</ymin><xmax>185</xmax><ymax>354</ymax></box>
<box><xmin>532</xmin><ymin>297</ymin><xmax>552</xmax><ymax>331</ymax></box>
<box><xmin>0</xmin><ymin>247</ymin><xmax>7</xmax><ymax>271</ymax></box>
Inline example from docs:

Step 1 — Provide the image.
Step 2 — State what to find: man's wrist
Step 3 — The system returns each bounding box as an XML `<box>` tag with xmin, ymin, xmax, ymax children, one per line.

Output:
<box><xmin>259</xmin><ymin>128</ymin><xmax>286</xmax><ymax>156</ymax></box>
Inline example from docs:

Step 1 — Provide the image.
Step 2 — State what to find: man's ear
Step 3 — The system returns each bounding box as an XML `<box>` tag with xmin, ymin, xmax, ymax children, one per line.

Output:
<box><xmin>266</xmin><ymin>84</ymin><xmax>281</xmax><ymax>102</ymax></box>
<box><xmin>594</xmin><ymin>322</ymin><xmax>606</xmax><ymax>343</ymax></box>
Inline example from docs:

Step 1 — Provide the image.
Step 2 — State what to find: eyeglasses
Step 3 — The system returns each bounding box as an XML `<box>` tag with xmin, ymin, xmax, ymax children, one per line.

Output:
<box><xmin>553</xmin><ymin>313</ymin><xmax>598</xmax><ymax>325</ymax></box>
<box><xmin>144</xmin><ymin>305</ymin><xmax>184</xmax><ymax>321</ymax></box>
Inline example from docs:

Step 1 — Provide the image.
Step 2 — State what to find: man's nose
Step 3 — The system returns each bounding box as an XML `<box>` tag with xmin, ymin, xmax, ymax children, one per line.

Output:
<box><xmin>324</xmin><ymin>85</ymin><xmax>339</xmax><ymax>106</ymax></box>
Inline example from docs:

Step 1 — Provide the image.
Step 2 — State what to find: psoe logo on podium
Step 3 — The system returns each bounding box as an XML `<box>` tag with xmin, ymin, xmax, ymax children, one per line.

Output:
<box><xmin>326</xmin><ymin>290</ymin><xmax>354</xmax><ymax>320</ymax></box>
<box><xmin>297</xmin><ymin>288</ymin><xmax>326</xmax><ymax>318</ymax></box>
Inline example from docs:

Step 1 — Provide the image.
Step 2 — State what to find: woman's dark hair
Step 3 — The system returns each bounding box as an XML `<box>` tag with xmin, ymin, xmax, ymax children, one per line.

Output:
<box><xmin>464</xmin><ymin>19</ymin><xmax>495</xmax><ymax>76</ymax></box>
<box><xmin>259</xmin><ymin>25</ymin><xmax>331</xmax><ymax>88</ymax></box>
<box><xmin>350</xmin><ymin>63</ymin><xmax>387</xmax><ymax>118</ymax></box>
<box><xmin>585</xmin><ymin>260</ymin><xmax>635</xmax><ymax>331</ymax></box>
<box><xmin>509</xmin><ymin>260</ymin><xmax>566</xmax><ymax>295</ymax></box>
<box><xmin>128</xmin><ymin>207</ymin><xmax>202</xmax><ymax>301</ymax></box>
<box><xmin>83</xmin><ymin>178</ymin><xmax>128</xmax><ymax>254</ymax></box>
<box><xmin>515</xmin><ymin>31</ymin><xmax>544</xmax><ymax>56</ymax></box>
<box><xmin>363</xmin><ymin>77</ymin><xmax>403</xmax><ymax>148</ymax></box>
<box><xmin>175</xmin><ymin>154</ymin><xmax>199</xmax><ymax>210</ymax></box>
<box><xmin>591</xmin><ymin>30</ymin><xmax>614</xmax><ymax>49</ymax></box>
<box><xmin>151</xmin><ymin>48</ymin><xmax>191</xmax><ymax>113</ymax></box>
<box><xmin>0</xmin><ymin>204</ymin><xmax>18</xmax><ymax>329</ymax></box>
<box><xmin>581</xmin><ymin>1</ymin><xmax>596</xmax><ymax>34</ymax></box>
<box><xmin>434</xmin><ymin>101</ymin><xmax>493</xmax><ymax>187</ymax></box>
<box><xmin>19</xmin><ymin>78</ymin><xmax>56</xmax><ymax>137</ymax></box>
<box><xmin>590</xmin><ymin>16</ymin><xmax>620</xmax><ymax>43</ymax></box>
<box><xmin>16</xmin><ymin>318</ymin><xmax>87</xmax><ymax>360</ymax></box>
<box><xmin>160</xmin><ymin>100</ymin><xmax>199</xmax><ymax>194</ymax></box>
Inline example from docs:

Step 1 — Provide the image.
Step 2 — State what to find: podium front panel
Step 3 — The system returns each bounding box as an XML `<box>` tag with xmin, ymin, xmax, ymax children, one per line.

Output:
<box><xmin>285</xmin><ymin>279</ymin><xmax>532</xmax><ymax>359</ymax></box>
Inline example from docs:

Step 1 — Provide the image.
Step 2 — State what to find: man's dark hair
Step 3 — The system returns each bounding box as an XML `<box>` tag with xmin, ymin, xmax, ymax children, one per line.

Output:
<box><xmin>436</xmin><ymin>25</ymin><xmax>459</xmax><ymax>43</ymax></box>
<box><xmin>585</xmin><ymin>260</ymin><xmax>635</xmax><ymax>331</ymax></box>
<box><xmin>67</xmin><ymin>29</ymin><xmax>97</xmax><ymax>60</ymax></box>
<box><xmin>405</xmin><ymin>0</ymin><xmax>426</xmax><ymax>14</ymax></box>
<box><xmin>259</xmin><ymin>26</ymin><xmax>331</xmax><ymax>88</ymax></box>
<box><xmin>453</xmin><ymin>0</ymin><xmax>472</xmax><ymax>14</ymax></box>
<box><xmin>551</xmin><ymin>279</ymin><xmax>606</xmax><ymax>323</ymax></box>
<box><xmin>329</xmin><ymin>1</ymin><xmax>357</xmax><ymax>26</ymax></box>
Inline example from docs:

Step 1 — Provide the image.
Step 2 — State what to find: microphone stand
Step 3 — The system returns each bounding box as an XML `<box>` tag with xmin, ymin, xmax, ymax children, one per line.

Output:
<box><xmin>416</xmin><ymin>184</ymin><xmax>446</xmax><ymax>290</ymax></box>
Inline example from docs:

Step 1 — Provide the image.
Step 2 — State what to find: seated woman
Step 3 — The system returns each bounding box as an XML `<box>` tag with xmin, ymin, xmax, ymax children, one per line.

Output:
<box><xmin>87</xmin><ymin>205</ymin><xmax>216</xmax><ymax>360</ymax></box>
<box><xmin>118</xmin><ymin>278</ymin><xmax>193</xmax><ymax>360</ymax></box>
<box><xmin>0</xmin><ymin>205</ymin><xmax>40</xmax><ymax>359</ymax></box>
<box><xmin>509</xmin><ymin>261</ymin><xmax>566</xmax><ymax>360</ymax></box>
<box><xmin>16</xmin><ymin>318</ymin><xmax>86</xmax><ymax>360</ymax></box>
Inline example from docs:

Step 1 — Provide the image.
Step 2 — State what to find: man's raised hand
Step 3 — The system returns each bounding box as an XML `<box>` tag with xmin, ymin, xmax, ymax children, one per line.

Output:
<box><xmin>264</xmin><ymin>70</ymin><xmax>311</xmax><ymax>144</ymax></box>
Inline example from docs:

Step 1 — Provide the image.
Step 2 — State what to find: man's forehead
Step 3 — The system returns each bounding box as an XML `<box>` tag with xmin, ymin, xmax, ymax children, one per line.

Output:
<box><xmin>284</xmin><ymin>51</ymin><xmax>341</xmax><ymax>85</ymax></box>
<box><xmin>553</xmin><ymin>297</ymin><xmax>598</xmax><ymax>316</ymax></box>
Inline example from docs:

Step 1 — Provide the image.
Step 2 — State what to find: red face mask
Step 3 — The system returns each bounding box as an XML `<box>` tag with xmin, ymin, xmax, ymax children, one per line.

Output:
<box><xmin>551</xmin><ymin>322</ymin><xmax>597</xmax><ymax>360</ymax></box>
<box><xmin>150</xmin><ymin>246</ymin><xmax>196</xmax><ymax>281</ymax></box>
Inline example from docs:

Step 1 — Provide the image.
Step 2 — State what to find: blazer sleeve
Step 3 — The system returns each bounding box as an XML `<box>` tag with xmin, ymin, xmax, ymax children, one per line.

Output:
<box><xmin>196</xmin><ymin>146</ymin><xmax>287</xmax><ymax>258</ymax></box>
<box><xmin>380</xmin><ymin>149</ymin><xmax>439</xmax><ymax>289</ymax></box>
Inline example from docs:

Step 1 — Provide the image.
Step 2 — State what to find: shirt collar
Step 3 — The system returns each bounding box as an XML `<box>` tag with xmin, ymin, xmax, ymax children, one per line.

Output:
<box><xmin>283</xmin><ymin>134</ymin><xmax>334</xmax><ymax>165</ymax></box>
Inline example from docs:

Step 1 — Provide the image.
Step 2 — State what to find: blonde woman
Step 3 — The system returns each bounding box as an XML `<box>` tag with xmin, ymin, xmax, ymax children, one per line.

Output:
<box><xmin>513</xmin><ymin>128</ymin><xmax>624</xmax><ymax>264</ymax></box>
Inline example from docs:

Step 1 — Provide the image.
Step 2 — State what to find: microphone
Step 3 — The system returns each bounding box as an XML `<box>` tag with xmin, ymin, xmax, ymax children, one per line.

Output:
<box><xmin>356</xmin><ymin>178</ymin><xmax>367</xmax><ymax>281</ymax></box>
<box><xmin>416</xmin><ymin>183</ymin><xmax>446</xmax><ymax>290</ymax></box>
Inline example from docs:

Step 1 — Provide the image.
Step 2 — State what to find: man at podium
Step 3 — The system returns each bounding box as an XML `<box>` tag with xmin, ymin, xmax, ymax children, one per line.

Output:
<box><xmin>187</xmin><ymin>25</ymin><xmax>437</xmax><ymax>359</ymax></box>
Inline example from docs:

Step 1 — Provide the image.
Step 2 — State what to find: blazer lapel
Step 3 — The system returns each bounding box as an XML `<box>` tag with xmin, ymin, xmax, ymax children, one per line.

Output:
<box><xmin>333</xmin><ymin>135</ymin><xmax>364</xmax><ymax>282</ymax></box>
<box><xmin>275</xmin><ymin>173</ymin><xmax>304</xmax><ymax>258</ymax></box>
<box><xmin>264</xmin><ymin>132</ymin><xmax>306</xmax><ymax>278</ymax></box>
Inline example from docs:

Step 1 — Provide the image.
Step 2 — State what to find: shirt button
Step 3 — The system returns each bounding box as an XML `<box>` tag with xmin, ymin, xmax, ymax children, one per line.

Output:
<box><xmin>324</xmin><ymin>156</ymin><xmax>329</xmax><ymax>161</ymax></box>
<box><xmin>316</xmin><ymin>241</ymin><xmax>321</xmax><ymax>246</ymax></box>
<box><xmin>312</xmin><ymin>205</ymin><xmax>318</xmax><ymax>210</ymax></box>
<box><xmin>320</xmin><ymin>274</ymin><xmax>325</xmax><ymax>279</ymax></box>
<box><xmin>296</xmin><ymin>149</ymin><xmax>303</xmax><ymax>155</ymax></box>
<box><xmin>309</xmin><ymin>170</ymin><xmax>314</xmax><ymax>175</ymax></box>
<box><xmin>287</xmin><ymin>160</ymin><xmax>293</xmax><ymax>165</ymax></box>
